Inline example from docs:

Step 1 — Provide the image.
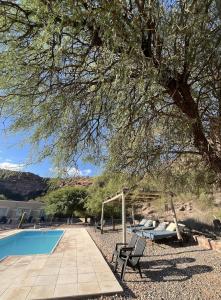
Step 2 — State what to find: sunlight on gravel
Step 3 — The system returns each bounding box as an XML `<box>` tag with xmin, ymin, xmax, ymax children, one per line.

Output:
<box><xmin>87</xmin><ymin>227</ymin><xmax>221</xmax><ymax>300</ymax></box>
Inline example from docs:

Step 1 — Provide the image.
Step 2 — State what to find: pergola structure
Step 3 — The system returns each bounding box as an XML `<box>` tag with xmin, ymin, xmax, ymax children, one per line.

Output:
<box><xmin>100</xmin><ymin>189</ymin><xmax>182</xmax><ymax>243</ymax></box>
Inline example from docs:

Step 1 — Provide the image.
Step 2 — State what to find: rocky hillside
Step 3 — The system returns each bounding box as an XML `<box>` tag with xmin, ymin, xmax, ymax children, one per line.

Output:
<box><xmin>0</xmin><ymin>169</ymin><xmax>93</xmax><ymax>201</ymax></box>
<box><xmin>0</xmin><ymin>169</ymin><xmax>48</xmax><ymax>201</ymax></box>
<box><xmin>49</xmin><ymin>177</ymin><xmax>93</xmax><ymax>189</ymax></box>
<box><xmin>138</xmin><ymin>194</ymin><xmax>221</xmax><ymax>236</ymax></box>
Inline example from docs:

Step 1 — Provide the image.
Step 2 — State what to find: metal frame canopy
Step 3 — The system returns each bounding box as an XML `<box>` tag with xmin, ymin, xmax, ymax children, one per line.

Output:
<box><xmin>100</xmin><ymin>189</ymin><xmax>182</xmax><ymax>244</ymax></box>
<box><xmin>101</xmin><ymin>188</ymin><xmax>128</xmax><ymax>244</ymax></box>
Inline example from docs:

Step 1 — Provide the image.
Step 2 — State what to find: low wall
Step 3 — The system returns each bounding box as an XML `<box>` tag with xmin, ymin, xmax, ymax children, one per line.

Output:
<box><xmin>194</xmin><ymin>235</ymin><xmax>221</xmax><ymax>252</ymax></box>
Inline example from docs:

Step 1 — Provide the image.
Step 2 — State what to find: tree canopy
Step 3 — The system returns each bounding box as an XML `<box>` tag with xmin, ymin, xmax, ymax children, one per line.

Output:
<box><xmin>85</xmin><ymin>173</ymin><xmax>136</xmax><ymax>216</ymax></box>
<box><xmin>0</xmin><ymin>1</ymin><xmax>221</xmax><ymax>179</ymax></box>
<box><xmin>43</xmin><ymin>186</ymin><xmax>88</xmax><ymax>217</ymax></box>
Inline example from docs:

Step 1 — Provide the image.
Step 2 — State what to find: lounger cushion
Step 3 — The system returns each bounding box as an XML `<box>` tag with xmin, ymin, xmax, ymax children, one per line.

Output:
<box><xmin>137</xmin><ymin>230</ymin><xmax>177</xmax><ymax>240</ymax></box>
<box><xmin>166</xmin><ymin>223</ymin><xmax>176</xmax><ymax>231</ymax></box>
<box><xmin>143</xmin><ymin>220</ymin><xmax>153</xmax><ymax>227</ymax></box>
<box><xmin>154</xmin><ymin>222</ymin><xmax>168</xmax><ymax>231</ymax></box>
<box><xmin>127</xmin><ymin>227</ymin><xmax>134</xmax><ymax>233</ymax></box>
<box><xmin>139</xmin><ymin>219</ymin><xmax>147</xmax><ymax>225</ymax></box>
<box><xmin>127</xmin><ymin>224</ymin><xmax>154</xmax><ymax>233</ymax></box>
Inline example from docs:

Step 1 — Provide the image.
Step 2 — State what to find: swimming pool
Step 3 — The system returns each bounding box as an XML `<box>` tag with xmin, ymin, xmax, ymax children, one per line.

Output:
<box><xmin>0</xmin><ymin>230</ymin><xmax>64</xmax><ymax>260</ymax></box>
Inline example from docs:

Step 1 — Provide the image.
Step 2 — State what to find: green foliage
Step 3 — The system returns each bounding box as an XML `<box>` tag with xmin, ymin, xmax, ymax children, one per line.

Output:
<box><xmin>43</xmin><ymin>186</ymin><xmax>88</xmax><ymax>217</ymax></box>
<box><xmin>137</xmin><ymin>155</ymin><xmax>216</xmax><ymax>195</ymax></box>
<box><xmin>46</xmin><ymin>178</ymin><xmax>62</xmax><ymax>192</ymax></box>
<box><xmin>175</xmin><ymin>192</ymin><xmax>196</xmax><ymax>203</ymax></box>
<box><xmin>86</xmin><ymin>173</ymin><xmax>137</xmax><ymax>217</ymax></box>
<box><xmin>196</xmin><ymin>192</ymin><xmax>214</xmax><ymax>210</ymax></box>
<box><xmin>152</xmin><ymin>195</ymin><xmax>168</xmax><ymax>214</ymax></box>
<box><xmin>1</xmin><ymin>1</ymin><xmax>221</xmax><ymax>179</ymax></box>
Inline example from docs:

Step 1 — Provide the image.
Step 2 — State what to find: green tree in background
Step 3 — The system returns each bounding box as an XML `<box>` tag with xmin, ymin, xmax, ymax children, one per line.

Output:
<box><xmin>86</xmin><ymin>173</ymin><xmax>137</xmax><ymax>217</ymax></box>
<box><xmin>0</xmin><ymin>1</ymin><xmax>221</xmax><ymax>181</ymax></box>
<box><xmin>43</xmin><ymin>186</ymin><xmax>88</xmax><ymax>218</ymax></box>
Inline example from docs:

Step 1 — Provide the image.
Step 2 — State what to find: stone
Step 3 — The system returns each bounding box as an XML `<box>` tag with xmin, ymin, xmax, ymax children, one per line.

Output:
<box><xmin>196</xmin><ymin>236</ymin><xmax>212</xmax><ymax>250</ymax></box>
<box><xmin>210</xmin><ymin>240</ymin><xmax>221</xmax><ymax>252</ymax></box>
<box><xmin>178</xmin><ymin>206</ymin><xmax>185</xmax><ymax>211</ymax></box>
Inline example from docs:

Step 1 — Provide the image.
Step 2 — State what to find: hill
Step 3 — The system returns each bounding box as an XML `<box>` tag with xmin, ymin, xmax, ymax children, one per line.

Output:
<box><xmin>0</xmin><ymin>169</ymin><xmax>93</xmax><ymax>201</ymax></box>
<box><xmin>0</xmin><ymin>169</ymin><xmax>48</xmax><ymax>200</ymax></box>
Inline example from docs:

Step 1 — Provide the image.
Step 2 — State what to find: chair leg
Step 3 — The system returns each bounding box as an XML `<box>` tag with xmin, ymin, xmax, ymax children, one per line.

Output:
<box><xmin>111</xmin><ymin>253</ymin><xmax>114</xmax><ymax>263</ymax></box>
<box><xmin>114</xmin><ymin>259</ymin><xmax>118</xmax><ymax>272</ymax></box>
<box><xmin>121</xmin><ymin>262</ymin><xmax>127</xmax><ymax>281</ymax></box>
<box><xmin>137</xmin><ymin>263</ymin><xmax>142</xmax><ymax>278</ymax></box>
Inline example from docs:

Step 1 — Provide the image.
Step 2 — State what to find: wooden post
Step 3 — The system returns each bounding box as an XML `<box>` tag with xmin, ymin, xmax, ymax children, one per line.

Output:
<box><xmin>132</xmin><ymin>205</ymin><xmax>135</xmax><ymax>226</ymax></box>
<box><xmin>100</xmin><ymin>202</ymin><xmax>104</xmax><ymax>234</ymax></box>
<box><xmin>170</xmin><ymin>193</ymin><xmax>182</xmax><ymax>241</ymax></box>
<box><xmin>111</xmin><ymin>216</ymin><xmax>115</xmax><ymax>231</ymax></box>
<box><xmin>122</xmin><ymin>190</ymin><xmax>126</xmax><ymax>244</ymax></box>
<box><xmin>18</xmin><ymin>212</ymin><xmax>26</xmax><ymax>229</ymax></box>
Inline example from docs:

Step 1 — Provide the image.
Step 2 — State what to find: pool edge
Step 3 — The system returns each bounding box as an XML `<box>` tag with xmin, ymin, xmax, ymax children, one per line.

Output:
<box><xmin>0</xmin><ymin>229</ymin><xmax>65</xmax><ymax>262</ymax></box>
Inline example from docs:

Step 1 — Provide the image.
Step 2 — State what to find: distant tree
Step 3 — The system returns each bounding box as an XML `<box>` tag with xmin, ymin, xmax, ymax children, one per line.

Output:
<box><xmin>1</xmin><ymin>1</ymin><xmax>221</xmax><ymax>180</ymax></box>
<box><xmin>86</xmin><ymin>173</ymin><xmax>137</xmax><ymax>217</ymax></box>
<box><xmin>43</xmin><ymin>186</ymin><xmax>88</xmax><ymax>217</ymax></box>
<box><xmin>46</xmin><ymin>178</ymin><xmax>62</xmax><ymax>192</ymax></box>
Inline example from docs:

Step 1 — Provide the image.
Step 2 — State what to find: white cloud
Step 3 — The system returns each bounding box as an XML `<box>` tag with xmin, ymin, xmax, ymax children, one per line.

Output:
<box><xmin>49</xmin><ymin>166</ymin><xmax>80</xmax><ymax>177</ymax></box>
<box><xmin>80</xmin><ymin>169</ymin><xmax>92</xmax><ymax>176</ymax></box>
<box><xmin>0</xmin><ymin>162</ymin><xmax>24</xmax><ymax>171</ymax></box>
<box><xmin>49</xmin><ymin>167</ymin><xmax>92</xmax><ymax>177</ymax></box>
<box><xmin>68</xmin><ymin>167</ymin><xmax>92</xmax><ymax>177</ymax></box>
<box><xmin>67</xmin><ymin>167</ymin><xmax>81</xmax><ymax>177</ymax></box>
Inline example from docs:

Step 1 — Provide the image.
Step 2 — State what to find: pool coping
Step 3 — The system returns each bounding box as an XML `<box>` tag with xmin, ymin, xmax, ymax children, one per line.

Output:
<box><xmin>0</xmin><ymin>228</ymin><xmax>123</xmax><ymax>299</ymax></box>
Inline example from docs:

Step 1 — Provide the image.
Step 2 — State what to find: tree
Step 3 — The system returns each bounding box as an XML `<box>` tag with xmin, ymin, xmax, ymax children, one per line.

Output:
<box><xmin>0</xmin><ymin>1</ymin><xmax>221</xmax><ymax>179</ymax></box>
<box><xmin>216</xmin><ymin>0</ymin><xmax>221</xmax><ymax>18</ymax></box>
<box><xmin>43</xmin><ymin>186</ymin><xmax>88</xmax><ymax>217</ymax></box>
<box><xmin>86</xmin><ymin>173</ymin><xmax>136</xmax><ymax>216</ymax></box>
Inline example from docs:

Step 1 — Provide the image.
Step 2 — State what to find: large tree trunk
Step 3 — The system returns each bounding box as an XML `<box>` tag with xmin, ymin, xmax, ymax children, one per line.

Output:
<box><xmin>167</xmin><ymin>78</ymin><xmax>221</xmax><ymax>177</ymax></box>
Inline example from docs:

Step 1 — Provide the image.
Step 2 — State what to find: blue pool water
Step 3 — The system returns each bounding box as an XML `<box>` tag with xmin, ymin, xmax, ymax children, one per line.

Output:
<box><xmin>0</xmin><ymin>230</ymin><xmax>64</xmax><ymax>260</ymax></box>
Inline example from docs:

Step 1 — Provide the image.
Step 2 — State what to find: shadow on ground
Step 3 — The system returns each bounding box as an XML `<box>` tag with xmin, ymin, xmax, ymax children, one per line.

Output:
<box><xmin>123</xmin><ymin>256</ymin><xmax>213</xmax><ymax>283</ymax></box>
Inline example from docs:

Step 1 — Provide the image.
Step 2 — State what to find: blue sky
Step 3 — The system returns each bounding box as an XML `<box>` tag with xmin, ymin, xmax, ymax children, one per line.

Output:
<box><xmin>0</xmin><ymin>122</ymin><xmax>101</xmax><ymax>178</ymax></box>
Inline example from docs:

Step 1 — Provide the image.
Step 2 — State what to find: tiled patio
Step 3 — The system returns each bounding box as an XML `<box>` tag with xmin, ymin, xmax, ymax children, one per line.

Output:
<box><xmin>0</xmin><ymin>228</ymin><xmax>123</xmax><ymax>299</ymax></box>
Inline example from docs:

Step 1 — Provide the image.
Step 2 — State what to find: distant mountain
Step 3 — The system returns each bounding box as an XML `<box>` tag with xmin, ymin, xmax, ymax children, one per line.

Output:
<box><xmin>49</xmin><ymin>177</ymin><xmax>93</xmax><ymax>189</ymax></box>
<box><xmin>0</xmin><ymin>169</ymin><xmax>48</xmax><ymax>201</ymax></box>
<box><xmin>0</xmin><ymin>169</ymin><xmax>93</xmax><ymax>201</ymax></box>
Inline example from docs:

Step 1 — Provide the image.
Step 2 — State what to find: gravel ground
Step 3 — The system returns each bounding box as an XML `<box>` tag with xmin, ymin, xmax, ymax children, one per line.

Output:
<box><xmin>87</xmin><ymin>227</ymin><xmax>221</xmax><ymax>300</ymax></box>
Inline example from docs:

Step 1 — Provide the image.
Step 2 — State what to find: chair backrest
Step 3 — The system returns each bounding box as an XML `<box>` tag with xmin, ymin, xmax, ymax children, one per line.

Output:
<box><xmin>213</xmin><ymin>219</ymin><xmax>221</xmax><ymax>229</ymax></box>
<box><xmin>130</xmin><ymin>238</ymin><xmax>146</xmax><ymax>266</ymax></box>
<box><xmin>128</xmin><ymin>233</ymin><xmax>138</xmax><ymax>248</ymax></box>
<box><xmin>98</xmin><ymin>219</ymin><xmax>105</xmax><ymax>226</ymax></box>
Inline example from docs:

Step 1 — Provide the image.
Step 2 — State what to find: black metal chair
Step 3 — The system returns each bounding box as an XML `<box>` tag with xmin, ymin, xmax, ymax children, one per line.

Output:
<box><xmin>111</xmin><ymin>233</ymin><xmax>138</xmax><ymax>263</ymax></box>
<box><xmin>114</xmin><ymin>237</ymin><xmax>146</xmax><ymax>281</ymax></box>
<box><xmin>213</xmin><ymin>219</ymin><xmax>221</xmax><ymax>231</ymax></box>
<box><xmin>94</xmin><ymin>219</ymin><xmax>105</xmax><ymax>232</ymax></box>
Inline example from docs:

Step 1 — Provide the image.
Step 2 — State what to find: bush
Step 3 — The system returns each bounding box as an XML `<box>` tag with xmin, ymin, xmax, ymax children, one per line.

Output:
<box><xmin>85</xmin><ymin>173</ymin><xmax>133</xmax><ymax>217</ymax></box>
<box><xmin>43</xmin><ymin>186</ymin><xmax>88</xmax><ymax>217</ymax></box>
<box><xmin>196</xmin><ymin>192</ymin><xmax>214</xmax><ymax>210</ymax></box>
